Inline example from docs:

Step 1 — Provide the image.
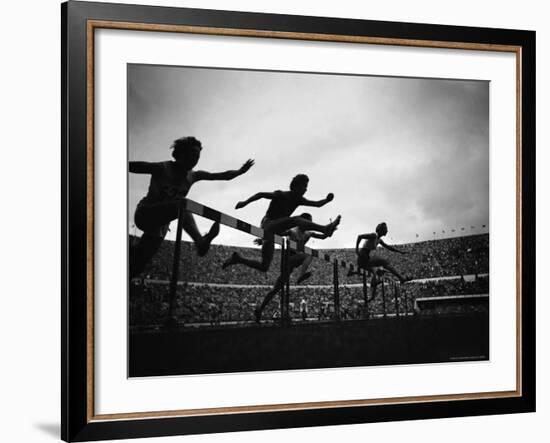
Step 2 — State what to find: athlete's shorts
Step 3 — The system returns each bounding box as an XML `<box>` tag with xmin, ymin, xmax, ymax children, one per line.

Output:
<box><xmin>357</xmin><ymin>251</ymin><xmax>371</xmax><ymax>270</ymax></box>
<box><xmin>134</xmin><ymin>205</ymin><xmax>170</xmax><ymax>239</ymax></box>
<box><xmin>260</xmin><ymin>217</ymin><xmax>278</xmax><ymax>241</ymax></box>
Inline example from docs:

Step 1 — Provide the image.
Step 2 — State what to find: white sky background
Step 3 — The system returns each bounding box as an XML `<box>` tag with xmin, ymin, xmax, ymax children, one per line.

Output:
<box><xmin>128</xmin><ymin>64</ymin><xmax>489</xmax><ymax>248</ymax></box>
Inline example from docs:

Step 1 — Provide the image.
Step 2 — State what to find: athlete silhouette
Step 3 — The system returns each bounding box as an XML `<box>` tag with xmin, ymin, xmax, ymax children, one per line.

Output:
<box><xmin>129</xmin><ymin>136</ymin><xmax>254</xmax><ymax>278</ymax></box>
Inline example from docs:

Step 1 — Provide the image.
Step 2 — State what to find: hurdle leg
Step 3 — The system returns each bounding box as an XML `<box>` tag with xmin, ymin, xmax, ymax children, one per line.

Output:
<box><xmin>395</xmin><ymin>281</ymin><xmax>400</xmax><ymax>317</ymax></box>
<box><xmin>279</xmin><ymin>240</ymin><xmax>285</xmax><ymax>323</ymax></box>
<box><xmin>381</xmin><ymin>280</ymin><xmax>387</xmax><ymax>318</ymax></box>
<box><xmin>279</xmin><ymin>239</ymin><xmax>289</xmax><ymax>324</ymax></box>
<box><xmin>284</xmin><ymin>241</ymin><xmax>291</xmax><ymax>323</ymax></box>
<box><xmin>333</xmin><ymin>261</ymin><xmax>340</xmax><ymax>321</ymax></box>
<box><xmin>404</xmin><ymin>286</ymin><xmax>409</xmax><ymax>316</ymax></box>
<box><xmin>167</xmin><ymin>200</ymin><xmax>185</xmax><ymax>329</ymax></box>
<box><xmin>362</xmin><ymin>270</ymin><xmax>369</xmax><ymax>319</ymax></box>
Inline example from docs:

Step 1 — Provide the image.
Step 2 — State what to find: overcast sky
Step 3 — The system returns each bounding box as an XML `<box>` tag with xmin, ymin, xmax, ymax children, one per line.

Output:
<box><xmin>128</xmin><ymin>64</ymin><xmax>489</xmax><ymax>249</ymax></box>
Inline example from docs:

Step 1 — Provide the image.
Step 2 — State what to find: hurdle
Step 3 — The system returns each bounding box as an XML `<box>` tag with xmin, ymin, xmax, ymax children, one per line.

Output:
<box><xmin>279</xmin><ymin>237</ymin><xmax>292</xmax><ymax>324</ymax></box>
<box><xmin>180</xmin><ymin>198</ymin><xmax>359</xmax><ymax>270</ymax></box>
<box><xmin>366</xmin><ymin>274</ymin><xmax>405</xmax><ymax>319</ymax></box>
<box><xmin>166</xmin><ymin>198</ymin><xmax>363</xmax><ymax>327</ymax></box>
<box><xmin>333</xmin><ymin>261</ymin><xmax>340</xmax><ymax>321</ymax></box>
<box><xmin>381</xmin><ymin>280</ymin><xmax>387</xmax><ymax>318</ymax></box>
<box><xmin>393</xmin><ymin>281</ymin><xmax>400</xmax><ymax>317</ymax></box>
<box><xmin>166</xmin><ymin>202</ymin><xmax>185</xmax><ymax>329</ymax></box>
<box><xmin>362</xmin><ymin>271</ymin><xmax>369</xmax><ymax>319</ymax></box>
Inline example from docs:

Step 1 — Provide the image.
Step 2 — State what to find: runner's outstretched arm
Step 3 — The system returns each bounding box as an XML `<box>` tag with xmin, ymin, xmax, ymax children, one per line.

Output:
<box><xmin>235</xmin><ymin>191</ymin><xmax>276</xmax><ymax>209</ymax></box>
<box><xmin>379</xmin><ymin>239</ymin><xmax>407</xmax><ymax>254</ymax></box>
<box><xmin>194</xmin><ymin>159</ymin><xmax>254</xmax><ymax>181</ymax></box>
<box><xmin>300</xmin><ymin>192</ymin><xmax>334</xmax><ymax>207</ymax></box>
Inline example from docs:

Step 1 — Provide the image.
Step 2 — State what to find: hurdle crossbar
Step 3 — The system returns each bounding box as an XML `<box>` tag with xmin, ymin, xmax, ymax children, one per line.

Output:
<box><xmin>182</xmin><ymin>198</ymin><xmax>358</xmax><ymax>272</ymax></box>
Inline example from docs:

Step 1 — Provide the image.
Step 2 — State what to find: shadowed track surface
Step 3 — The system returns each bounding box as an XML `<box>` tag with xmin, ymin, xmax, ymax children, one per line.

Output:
<box><xmin>129</xmin><ymin>312</ymin><xmax>489</xmax><ymax>377</ymax></box>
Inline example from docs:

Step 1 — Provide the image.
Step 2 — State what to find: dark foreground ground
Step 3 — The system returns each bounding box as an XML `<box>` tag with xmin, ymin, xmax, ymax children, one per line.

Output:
<box><xmin>129</xmin><ymin>313</ymin><xmax>489</xmax><ymax>377</ymax></box>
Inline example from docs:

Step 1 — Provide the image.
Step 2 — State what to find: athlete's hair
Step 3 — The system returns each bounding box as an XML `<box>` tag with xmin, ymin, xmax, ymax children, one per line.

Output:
<box><xmin>290</xmin><ymin>174</ymin><xmax>309</xmax><ymax>191</ymax></box>
<box><xmin>170</xmin><ymin>136</ymin><xmax>202</xmax><ymax>159</ymax></box>
<box><xmin>376</xmin><ymin>222</ymin><xmax>388</xmax><ymax>234</ymax></box>
<box><xmin>300</xmin><ymin>213</ymin><xmax>312</xmax><ymax>221</ymax></box>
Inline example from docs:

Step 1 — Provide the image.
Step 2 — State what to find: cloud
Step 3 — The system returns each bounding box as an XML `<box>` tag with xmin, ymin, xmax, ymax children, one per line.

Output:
<box><xmin>128</xmin><ymin>65</ymin><xmax>489</xmax><ymax>247</ymax></box>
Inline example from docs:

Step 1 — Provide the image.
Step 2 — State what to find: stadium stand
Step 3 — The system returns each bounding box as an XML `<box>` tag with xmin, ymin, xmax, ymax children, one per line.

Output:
<box><xmin>132</xmin><ymin>233</ymin><xmax>488</xmax><ymax>284</ymax></box>
<box><xmin>129</xmin><ymin>234</ymin><xmax>489</xmax><ymax>327</ymax></box>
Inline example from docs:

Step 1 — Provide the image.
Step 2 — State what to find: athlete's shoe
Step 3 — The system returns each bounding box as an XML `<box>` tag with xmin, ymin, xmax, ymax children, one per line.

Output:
<box><xmin>222</xmin><ymin>252</ymin><xmax>239</xmax><ymax>270</ymax></box>
<box><xmin>326</xmin><ymin>215</ymin><xmax>342</xmax><ymax>236</ymax></box>
<box><xmin>197</xmin><ymin>222</ymin><xmax>220</xmax><ymax>256</ymax></box>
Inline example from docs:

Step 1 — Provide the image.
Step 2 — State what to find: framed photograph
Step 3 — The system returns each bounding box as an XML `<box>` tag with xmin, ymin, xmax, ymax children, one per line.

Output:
<box><xmin>62</xmin><ymin>1</ymin><xmax>535</xmax><ymax>441</ymax></box>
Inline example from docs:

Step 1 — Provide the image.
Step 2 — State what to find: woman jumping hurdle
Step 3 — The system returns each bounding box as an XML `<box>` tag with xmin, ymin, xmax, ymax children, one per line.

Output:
<box><xmin>222</xmin><ymin>174</ymin><xmax>341</xmax><ymax>273</ymax></box>
<box><xmin>347</xmin><ymin>222</ymin><xmax>412</xmax><ymax>284</ymax></box>
<box><xmin>129</xmin><ymin>136</ymin><xmax>254</xmax><ymax>279</ymax></box>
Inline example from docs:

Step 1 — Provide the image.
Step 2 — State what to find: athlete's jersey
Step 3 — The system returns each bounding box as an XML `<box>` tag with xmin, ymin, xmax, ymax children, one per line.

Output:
<box><xmin>360</xmin><ymin>233</ymin><xmax>380</xmax><ymax>254</ymax></box>
<box><xmin>288</xmin><ymin>227</ymin><xmax>312</xmax><ymax>251</ymax></box>
<box><xmin>137</xmin><ymin>161</ymin><xmax>195</xmax><ymax>208</ymax></box>
<box><xmin>265</xmin><ymin>191</ymin><xmax>302</xmax><ymax>220</ymax></box>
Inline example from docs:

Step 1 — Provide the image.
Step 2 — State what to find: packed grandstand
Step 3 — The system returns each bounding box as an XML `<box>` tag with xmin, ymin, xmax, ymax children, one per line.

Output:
<box><xmin>129</xmin><ymin>233</ymin><xmax>489</xmax><ymax>327</ymax></box>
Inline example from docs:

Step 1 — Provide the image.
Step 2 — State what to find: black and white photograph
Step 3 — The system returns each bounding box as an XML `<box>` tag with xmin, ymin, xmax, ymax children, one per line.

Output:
<box><xmin>1</xmin><ymin>0</ymin><xmax>543</xmax><ymax>440</ymax></box>
<box><xmin>127</xmin><ymin>64</ymin><xmax>490</xmax><ymax>377</ymax></box>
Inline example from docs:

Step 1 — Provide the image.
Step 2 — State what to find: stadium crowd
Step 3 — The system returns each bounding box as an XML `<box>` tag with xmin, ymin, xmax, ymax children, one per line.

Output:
<box><xmin>129</xmin><ymin>234</ymin><xmax>489</xmax><ymax>326</ymax></box>
<box><xmin>132</xmin><ymin>233</ymin><xmax>489</xmax><ymax>286</ymax></box>
<box><xmin>129</xmin><ymin>273</ymin><xmax>489</xmax><ymax>326</ymax></box>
